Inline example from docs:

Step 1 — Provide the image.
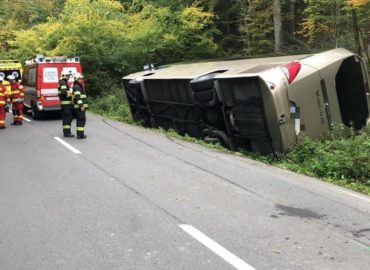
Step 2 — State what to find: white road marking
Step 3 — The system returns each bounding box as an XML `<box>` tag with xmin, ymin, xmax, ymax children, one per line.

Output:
<box><xmin>23</xmin><ymin>116</ymin><xmax>32</xmax><ymax>122</ymax></box>
<box><xmin>179</xmin><ymin>224</ymin><xmax>256</xmax><ymax>270</ymax></box>
<box><xmin>54</xmin><ymin>137</ymin><xmax>81</xmax><ymax>154</ymax></box>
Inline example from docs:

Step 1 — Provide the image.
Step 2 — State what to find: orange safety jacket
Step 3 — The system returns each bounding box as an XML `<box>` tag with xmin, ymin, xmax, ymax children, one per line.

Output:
<box><xmin>10</xmin><ymin>81</ymin><xmax>25</xmax><ymax>103</ymax></box>
<box><xmin>0</xmin><ymin>83</ymin><xmax>9</xmax><ymax>106</ymax></box>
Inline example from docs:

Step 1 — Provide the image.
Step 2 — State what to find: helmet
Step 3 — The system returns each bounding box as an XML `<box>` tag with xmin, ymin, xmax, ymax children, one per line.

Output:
<box><xmin>74</xmin><ymin>73</ymin><xmax>84</xmax><ymax>80</ymax></box>
<box><xmin>7</xmin><ymin>75</ymin><xmax>15</xmax><ymax>80</ymax></box>
<box><xmin>60</xmin><ymin>72</ymin><xmax>68</xmax><ymax>79</ymax></box>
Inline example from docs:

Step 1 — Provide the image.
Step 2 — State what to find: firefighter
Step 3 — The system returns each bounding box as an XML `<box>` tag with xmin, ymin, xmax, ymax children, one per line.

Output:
<box><xmin>58</xmin><ymin>72</ymin><xmax>74</xmax><ymax>137</ymax></box>
<box><xmin>72</xmin><ymin>73</ymin><xmax>88</xmax><ymax>139</ymax></box>
<box><xmin>0</xmin><ymin>76</ymin><xmax>10</xmax><ymax>129</ymax></box>
<box><xmin>8</xmin><ymin>75</ymin><xmax>24</xmax><ymax>125</ymax></box>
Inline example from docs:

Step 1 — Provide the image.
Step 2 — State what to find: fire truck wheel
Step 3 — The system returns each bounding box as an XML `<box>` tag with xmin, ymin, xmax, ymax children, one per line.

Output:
<box><xmin>31</xmin><ymin>104</ymin><xmax>42</xmax><ymax>119</ymax></box>
<box><xmin>23</xmin><ymin>106</ymin><xmax>29</xmax><ymax>114</ymax></box>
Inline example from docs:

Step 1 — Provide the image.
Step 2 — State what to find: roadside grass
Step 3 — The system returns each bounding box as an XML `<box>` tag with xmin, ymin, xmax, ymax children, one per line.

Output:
<box><xmin>274</xmin><ymin>126</ymin><xmax>370</xmax><ymax>195</ymax></box>
<box><xmin>90</xmin><ymin>93</ymin><xmax>370</xmax><ymax>195</ymax></box>
<box><xmin>88</xmin><ymin>87</ymin><xmax>134</xmax><ymax>124</ymax></box>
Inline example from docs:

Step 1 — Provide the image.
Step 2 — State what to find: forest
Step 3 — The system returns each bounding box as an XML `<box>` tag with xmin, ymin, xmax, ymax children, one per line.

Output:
<box><xmin>0</xmin><ymin>0</ymin><xmax>369</xmax><ymax>95</ymax></box>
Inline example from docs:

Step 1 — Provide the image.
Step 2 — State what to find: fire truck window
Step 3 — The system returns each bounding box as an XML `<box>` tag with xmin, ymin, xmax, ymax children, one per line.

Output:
<box><xmin>28</xmin><ymin>68</ymin><xmax>36</xmax><ymax>86</ymax></box>
<box><xmin>43</xmin><ymin>67</ymin><xmax>58</xmax><ymax>83</ymax></box>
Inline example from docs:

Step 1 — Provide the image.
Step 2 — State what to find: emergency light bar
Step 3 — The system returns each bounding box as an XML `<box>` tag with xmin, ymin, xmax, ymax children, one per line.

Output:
<box><xmin>25</xmin><ymin>55</ymin><xmax>80</xmax><ymax>64</ymax></box>
<box><xmin>0</xmin><ymin>60</ymin><xmax>20</xmax><ymax>65</ymax></box>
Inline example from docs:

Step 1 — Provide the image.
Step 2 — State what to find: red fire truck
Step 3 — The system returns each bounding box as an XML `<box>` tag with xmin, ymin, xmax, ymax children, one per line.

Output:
<box><xmin>22</xmin><ymin>55</ymin><xmax>82</xmax><ymax>119</ymax></box>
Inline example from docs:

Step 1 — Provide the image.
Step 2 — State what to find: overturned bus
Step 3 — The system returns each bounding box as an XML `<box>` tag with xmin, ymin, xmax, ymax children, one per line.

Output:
<box><xmin>122</xmin><ymin>48</ymin><xmax>370</xmax><ymax>154</ymax></box>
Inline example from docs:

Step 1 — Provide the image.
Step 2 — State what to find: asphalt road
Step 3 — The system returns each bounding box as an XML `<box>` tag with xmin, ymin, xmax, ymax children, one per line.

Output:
<box><xmin>0</xmin><ymin>111</ymin><xmax>370</xmax><ymax>270</ymax></box>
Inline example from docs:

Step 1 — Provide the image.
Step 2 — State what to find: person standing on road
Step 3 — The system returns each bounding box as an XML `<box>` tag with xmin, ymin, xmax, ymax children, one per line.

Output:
<box><xmin>8</xmin><ymin>75</ymin><xmax>24</xmax><ymax>126</ymax></box>
<box><xmin>58</xmin><ymin>72</ymin><xmax>74</xmax><ymax>137</ymax></box>
<box><xmin>0</xmin><ymin>76</ymin><xmax>10</xmax><ymax>129</ymax></box>
<box><xmin>72</xmin><ymin>73</ymin><xmax>88</xmax><ymax>139</ymax></box>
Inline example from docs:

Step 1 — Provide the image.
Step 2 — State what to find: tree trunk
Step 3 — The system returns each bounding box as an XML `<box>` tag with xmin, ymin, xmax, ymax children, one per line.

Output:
<box><xmin>352</xmin><ymin>9</ymin><xmax>361</xmax><ymax>56</ymax></box>
<box><xmin>238</xmin><ymin>0</ymin><xmax>250</xmax><ymax>55</ymax></box>
<box><xmin>274</xmin><ymin>0</ymin><xmax>282</xmax><ymax>53</ymax></box>
<box><xmin>289</xmin><ymin>0</ymin><xmax>296</xmax><ymax>36</ymax></box>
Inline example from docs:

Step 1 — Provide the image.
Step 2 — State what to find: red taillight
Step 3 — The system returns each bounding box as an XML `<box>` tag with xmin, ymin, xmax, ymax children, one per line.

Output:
<box><xmin>282</xmin><ymin>62</ymin><xmax>301</xmax><ymax>84</ymax></box>
<box><xmin>36</xmin><ymin>89</ymin><xmax>41</xmax><ymax>98</ymax></box>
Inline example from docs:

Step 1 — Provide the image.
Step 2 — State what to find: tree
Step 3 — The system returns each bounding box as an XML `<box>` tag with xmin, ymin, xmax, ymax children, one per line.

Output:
<box><xmin>244</xmin><ymin>0</ymin><xmax>274</xmax><ymax>55</ymax></box>
<box><xmin>274</xmin><ymin>0</ymin><xmax>283</xmax><ymax>53</ymax></box>
<box><xmin>8</xmin><ymin>0</ymin><xmax>218</xmax><ymax>95</ymax></box>
<box><xmin>298</xmin><ymin>0</ymin><xmax>369</xmax><ymax>52</ymax></box>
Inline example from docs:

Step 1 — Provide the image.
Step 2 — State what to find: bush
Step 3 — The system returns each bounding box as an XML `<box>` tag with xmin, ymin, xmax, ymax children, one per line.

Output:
<box><xmin>88</xmin><ymin>85</ymin><xmax>133</xmax><ymax>123</ymax></box>
<box><xmin>280</xmin><ymin>125</ymin><xmax>370</xmax><ymax>191</ymax></box>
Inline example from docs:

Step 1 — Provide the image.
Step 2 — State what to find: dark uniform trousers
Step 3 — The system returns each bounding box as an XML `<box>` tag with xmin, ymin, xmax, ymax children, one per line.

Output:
<box><xmin>76</xmin><ymin>108</ymin><xmax>86</xmax><ymax>138</ymax></box>
<box><xmin>61</xmin><ymin>103</ymin><xmax>74</xmax><ymax>136</ymax></box>
<box><xmin>72</xmin><ymin>80</ymin><xmax>87</xmax><ymax>138</ymax></box>
<box><xmin>58</xmin><ymin>79</ymin><xmax>74</xmax><ymax>136</ymax></box>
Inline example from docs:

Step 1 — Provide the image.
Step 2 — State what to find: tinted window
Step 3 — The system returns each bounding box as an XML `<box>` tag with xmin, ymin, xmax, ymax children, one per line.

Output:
<box><xmin>335</xmin><ymin>57</ymin><xmax>369</xmax><ymax>129</ymax></box>
<box><xmin>27</xmin><ymin>68</ymin><xmax>36</xmax><ymax>86</ymax></box>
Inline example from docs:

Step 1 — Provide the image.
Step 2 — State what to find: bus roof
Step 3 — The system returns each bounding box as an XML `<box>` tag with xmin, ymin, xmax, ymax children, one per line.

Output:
<box><xmin>123</xmin><ymin>48</ymin><xmax>355</xmax><ymax>80</ymax></box>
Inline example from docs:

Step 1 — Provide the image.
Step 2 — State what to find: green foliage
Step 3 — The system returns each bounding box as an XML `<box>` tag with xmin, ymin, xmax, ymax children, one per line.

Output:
<box><xmin>88</xmin><ymin>85</ymin><xmax>134</xmax><ymax>123</ymax></box>
<box><xmin>244</xmin><ymin>0</ymin><xmax>275</xmax><ymax>55</ymax></box>
<box><xmin>0</xmin><ymin>0</ymin><xmax>65</xmax><ymax>28</ymax></box>
<box><xmin>299</xmin><ymin>0</ymin><xmax>369</xmax><ymax>51</ymax></box>
<box><xmin>4</xmin><ymin>0</ymin><xmax>218</xmax><ymax>94</ymax></box>
<box><xmin>2</xmin><ymin>0</ymin><xmax>369</xmax><ymax>80</ymax></box>
<box><xmin>278</xmin><ymin>125</ymin><xmax>370</xmax><ymax>192</ymax></box>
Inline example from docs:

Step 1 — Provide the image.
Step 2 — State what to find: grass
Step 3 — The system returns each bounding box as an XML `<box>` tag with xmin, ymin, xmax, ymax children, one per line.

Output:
<box><xmin>88</xmin><ymin>87</ymin><xmax>134</xmax><ymax>124</ymax></box>
<box><xmin>89</xmin><ymin>92</ymin><xmax>370</xmax><ymax>195</ymax></box>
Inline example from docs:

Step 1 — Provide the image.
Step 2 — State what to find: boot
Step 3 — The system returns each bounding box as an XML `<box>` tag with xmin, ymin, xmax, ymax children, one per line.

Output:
<box><xmin>63</xmin><ymin>128</ymin><xmax>74</xmax><ymax>137</ymax></box>
<box><xmin>77</xmin><ymin>135</ymin><xmax>87</xmax><ymax>139</ymax></box>
<box><xmin>77</xmin><ymin>129</ymin><xmax>86</xmax><ymax>139</ymax></box>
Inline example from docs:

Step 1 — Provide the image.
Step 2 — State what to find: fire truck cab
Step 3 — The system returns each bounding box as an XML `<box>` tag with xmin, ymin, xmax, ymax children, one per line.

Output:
<box><xmin>22</xmin><ymin>55</ymin><xmax>82</xmax><ymax>119</ymax></box>
<box><xmin>0</xmin><ymin>60</ymin><xmax>23</xmax><ymax>95</ymax></box>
